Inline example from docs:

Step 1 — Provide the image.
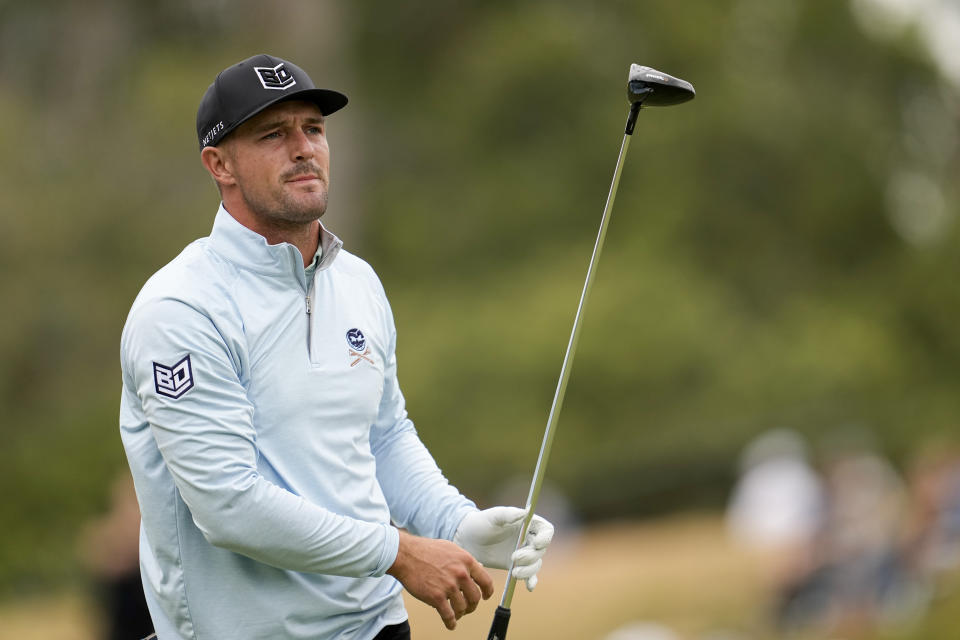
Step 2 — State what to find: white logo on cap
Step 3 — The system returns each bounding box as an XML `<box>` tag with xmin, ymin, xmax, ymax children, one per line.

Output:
<box><xmin>202</xmin><ymin>121</ymin><xmax>224</xmax><ymax>146</ymax></box>
<box><xmin>254</xmin><ymin>63</ymin><xmax>296</xmax><ymax>90</ymax></box>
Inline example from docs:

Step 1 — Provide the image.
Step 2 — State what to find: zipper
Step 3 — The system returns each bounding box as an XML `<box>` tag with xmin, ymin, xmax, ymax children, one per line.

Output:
<box><xmin>305</xmin><ymin>294</ymin><xmax>313</xmax><ymax>356</ymax></box>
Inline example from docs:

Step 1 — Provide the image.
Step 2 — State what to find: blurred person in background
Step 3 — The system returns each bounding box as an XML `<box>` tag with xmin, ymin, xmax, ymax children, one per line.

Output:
<box><xmin>603</xmin><ymin>621</ymin><xmax>682</xmax><ymax>640</ymax></box>
<box><xmin>79</xmin><ymin>473</ymin><xmax>154</xmax><ymax>640</ymax></box>
<box><xmin>725</xmin><ymin>428</ymin><xmax>827</xmax><ymax>600</ymax></box>
<box><xmin>774</xmin><ymin>428</ymin><xmax>914</xmax><ymax>635</ymax></box>
<box><xmin>118</xmin><ymin>54</ymin><xmax>553</xmax><ymax>640</ymax></box>
<box><xmin>902</xmin><ymin>443</ymin><xmax>960</xmax><ymax>592</ymax></box>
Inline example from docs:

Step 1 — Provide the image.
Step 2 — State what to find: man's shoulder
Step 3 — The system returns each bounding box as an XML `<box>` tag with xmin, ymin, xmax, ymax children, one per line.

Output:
<box><xmin>332</xmin><ymin>246</ymin><xmax>374</xmax><ymax>273</ymax></box>
<box><xmin>125</xmin><ymin>238</ymin><xmax>236</xmax><ymax>327</ymax></box>
<box><xmin>141</xmin><ymin>238</ymin><xmax>225</xmax><ymax>294</ymax></box>
<box><xmin>331</xmin><ymin>248</ymin><xmax>384</xmax><ymax>289</ymax></box>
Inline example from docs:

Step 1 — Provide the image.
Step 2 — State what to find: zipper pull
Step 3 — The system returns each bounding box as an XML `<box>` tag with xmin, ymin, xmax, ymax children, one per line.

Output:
<box><xmin>306</xmin><ymin>295</ymin><xmax>312</xmax><ymax>314</ymax></box>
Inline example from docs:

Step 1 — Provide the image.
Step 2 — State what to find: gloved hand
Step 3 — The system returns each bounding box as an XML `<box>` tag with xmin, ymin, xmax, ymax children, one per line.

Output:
<box><xmin>453</xmin><ymin>506</ymin><xmax>554</xmax><ymax>591</ymax></box>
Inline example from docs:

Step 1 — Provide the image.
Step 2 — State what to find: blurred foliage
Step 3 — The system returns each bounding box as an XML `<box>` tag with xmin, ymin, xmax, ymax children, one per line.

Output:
<box><xmin>1</xmin><ymin>0</ymin><xmax>958</xmax><ymax>597</ymax></box>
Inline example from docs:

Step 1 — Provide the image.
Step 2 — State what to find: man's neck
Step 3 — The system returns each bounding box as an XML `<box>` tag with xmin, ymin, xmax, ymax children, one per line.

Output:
<box><xmin>222</xmin><ymin>201</ymin><xmax>320</xmax><ymax>268</ymax></box>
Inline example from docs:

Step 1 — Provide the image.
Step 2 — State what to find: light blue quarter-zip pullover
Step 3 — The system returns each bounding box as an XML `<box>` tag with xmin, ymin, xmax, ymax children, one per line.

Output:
<box><xmin>119</xmin><ymin>205</ymin><xmax>476</xmax><ymax>639</ymax></box>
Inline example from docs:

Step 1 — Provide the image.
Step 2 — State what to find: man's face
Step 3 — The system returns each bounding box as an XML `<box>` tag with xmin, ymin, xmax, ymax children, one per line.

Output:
<box><xmin>221</xmin><ymin>100</ymin><xmax>331</xmax><ymax>225</ymax></box>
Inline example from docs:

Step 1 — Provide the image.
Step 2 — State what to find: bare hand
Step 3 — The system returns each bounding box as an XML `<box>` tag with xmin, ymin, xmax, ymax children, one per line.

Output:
<box><xmin>387</xmin><ymin>530</ymin><xmax>494</xmax><ymax>630</ymax></box>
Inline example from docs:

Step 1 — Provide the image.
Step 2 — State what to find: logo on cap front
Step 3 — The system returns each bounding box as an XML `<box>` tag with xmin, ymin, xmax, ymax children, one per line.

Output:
<box><xmin>255</xmin><ymin>63</ymin><xmax>296</xmax><ymax>90</ymax></box>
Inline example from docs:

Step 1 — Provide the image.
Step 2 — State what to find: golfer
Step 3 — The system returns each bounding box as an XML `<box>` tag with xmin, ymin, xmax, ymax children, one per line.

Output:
<box><xmin>119</xmin><ymin>54</ymin><xmax>553</xmax><ymax>640</ymax></box>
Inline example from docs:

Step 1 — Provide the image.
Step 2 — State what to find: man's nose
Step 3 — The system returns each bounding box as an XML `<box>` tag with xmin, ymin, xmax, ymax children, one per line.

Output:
<box><xmin>290</xmin><ymin>129</ymin><xmax>315</xmax><ymax>161</ymax></box>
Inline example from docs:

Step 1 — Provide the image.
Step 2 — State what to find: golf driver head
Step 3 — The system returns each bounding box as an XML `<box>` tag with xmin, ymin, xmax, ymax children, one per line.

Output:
<box><xmin>627</xmin><ymin>64</ymin><xmax>695</xmax><ymax>106</ymax></box>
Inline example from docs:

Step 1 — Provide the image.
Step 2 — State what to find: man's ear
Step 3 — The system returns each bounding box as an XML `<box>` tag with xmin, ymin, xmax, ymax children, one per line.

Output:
<box><xmin>200</xmin><ymin>145</ymin><xmax>237</xmax><ymax>188</ymax></box>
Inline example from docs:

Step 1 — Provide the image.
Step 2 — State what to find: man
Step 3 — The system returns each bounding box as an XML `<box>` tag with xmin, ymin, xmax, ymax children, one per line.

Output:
<box><xmin>119</xmin><ymin>54</ymin><xmax>553</xmax><ymax>640</ymax></box>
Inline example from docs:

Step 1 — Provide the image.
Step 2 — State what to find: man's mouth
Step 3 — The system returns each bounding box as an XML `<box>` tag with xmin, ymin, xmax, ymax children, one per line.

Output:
<box><xmin>286</xmin><ymin>174</ymin><xmax>321</xmax><ymax>183</ymax></box>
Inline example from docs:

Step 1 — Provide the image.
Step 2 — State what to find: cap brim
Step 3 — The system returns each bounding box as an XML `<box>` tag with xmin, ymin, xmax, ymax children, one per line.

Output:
<box><xmin>211</xmin><ymin>88</ymin><xmax>348</xmax><ymax>148</ymax></box>
<box><xmin>283</xmin><ymin>88</ymin><xmax>349</xmax><ymax>116</ymax></box>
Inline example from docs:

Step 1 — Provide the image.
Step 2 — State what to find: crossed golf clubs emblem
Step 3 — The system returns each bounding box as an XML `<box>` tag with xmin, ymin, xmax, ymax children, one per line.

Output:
<box><xmin>349</xmin><ymin>347</ymin><xmax>374</xmax><ymax>367</ymax></box>
<box><xmin>346</xmin><ymin>328</ymin><xmax>374</xmax><ymax>367</ymax></box>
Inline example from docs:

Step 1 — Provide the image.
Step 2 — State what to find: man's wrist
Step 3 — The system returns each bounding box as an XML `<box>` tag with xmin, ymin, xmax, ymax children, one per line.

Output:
<box><xmin>378</xmin><ymin>525</ymin><xmax>402</xmax><ymax>578</ymax></box>
<box><xmin>387</xmin><ymin>529</ymin><xmax>416</xmax><ymax>581</ymax></box>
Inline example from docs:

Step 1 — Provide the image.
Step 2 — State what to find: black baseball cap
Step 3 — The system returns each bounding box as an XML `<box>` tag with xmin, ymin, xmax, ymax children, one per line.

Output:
<box><xmin>196</xmin><ymin>54</ymin><xmax>348</xmax><ymax>149</ymax></box>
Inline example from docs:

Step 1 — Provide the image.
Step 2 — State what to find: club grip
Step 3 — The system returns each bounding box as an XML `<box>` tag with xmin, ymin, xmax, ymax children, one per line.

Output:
<box><xmin>486</xmin><ymin>606</ymin><xmax>511</xmax><ymax>640</ymax></box>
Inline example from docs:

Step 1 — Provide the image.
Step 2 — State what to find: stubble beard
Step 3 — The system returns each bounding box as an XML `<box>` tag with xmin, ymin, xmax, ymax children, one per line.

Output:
<box><xmin>239</xmin><ymin>165</ymin><xmax>329</xmax><ymax>229</ymax></box>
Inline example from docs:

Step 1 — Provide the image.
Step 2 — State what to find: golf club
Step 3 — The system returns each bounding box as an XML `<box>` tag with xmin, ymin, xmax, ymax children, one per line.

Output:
<box><xmin>485</xmin><ymin>63</ymin><xmax>695</xmax><ymax>640</ymax></box>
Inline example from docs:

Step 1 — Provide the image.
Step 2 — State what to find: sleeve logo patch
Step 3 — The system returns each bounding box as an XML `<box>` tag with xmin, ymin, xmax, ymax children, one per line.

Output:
<box><xmin>153</xmin><ymin>354</ymin><xmax>195</xmax><ymax>399</ymax></box>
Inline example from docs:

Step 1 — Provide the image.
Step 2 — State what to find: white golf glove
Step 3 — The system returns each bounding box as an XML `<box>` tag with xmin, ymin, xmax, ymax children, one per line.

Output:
<box><xmin>453</xmin><ymin>506</ymin><xmax>554</xmax><ymax>591</ymax></box>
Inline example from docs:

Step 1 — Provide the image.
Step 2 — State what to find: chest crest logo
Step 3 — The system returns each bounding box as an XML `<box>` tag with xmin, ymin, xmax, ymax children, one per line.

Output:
<box><xmin>153</xmin><ymin>354</ymin><xmax>194</xmax><ymax>399</ymax></box>
<box><xmin>346</xmin><ymin>328</ymin><xmax>374</xmax><ymax>367</ymax></box>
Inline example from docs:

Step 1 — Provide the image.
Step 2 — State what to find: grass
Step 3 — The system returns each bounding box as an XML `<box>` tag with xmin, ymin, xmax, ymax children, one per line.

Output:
<box><xmin>404</xmin><ymin>512</ymin><xmax>769</xmax><ymax>639</ymax></box>
<box><xmin>2</xmin><ymin>512</ymin><xmax>957</xmax><ymax>639</ymax></box>
<box><xmin>0</xmin><ymin>591</ymin><xmax>100</xmax><ymax>640</ymax></box>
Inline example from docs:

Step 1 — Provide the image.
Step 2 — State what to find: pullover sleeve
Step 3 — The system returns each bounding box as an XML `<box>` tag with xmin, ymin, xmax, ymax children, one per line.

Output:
<box><xmin>369</xmin><ymin>294</ymin><xmax>477</xmax><ymax>540</ymax></box>
<box><xmin>122</xmin><ymin>297</ymin><xmax>398</xmax><ymax>577</ymax></box>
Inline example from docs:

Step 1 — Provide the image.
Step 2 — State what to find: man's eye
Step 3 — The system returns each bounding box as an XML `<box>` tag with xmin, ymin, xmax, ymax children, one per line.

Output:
<box><xmin>307</xmin><ymin>126</ymin><xmax>323</xmax><ymax>135</ymax></box>
<box><xmin>262</xmin><ymin>131</ymin><xmax>281</xmax><ymax>140</ymax></box>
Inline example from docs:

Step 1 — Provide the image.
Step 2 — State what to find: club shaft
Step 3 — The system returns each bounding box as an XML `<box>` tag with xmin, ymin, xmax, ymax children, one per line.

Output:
<box><xmin>497</xmin><ymin>111</ymin><xmax>638</xmax><ymax>612</ymax></box>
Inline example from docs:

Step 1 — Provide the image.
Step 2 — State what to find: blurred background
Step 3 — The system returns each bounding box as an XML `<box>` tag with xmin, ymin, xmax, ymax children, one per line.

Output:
<box><xmin>1</xmin><ymin>0</ymin><xmax>959</xmax><ymax>638</ymax></box>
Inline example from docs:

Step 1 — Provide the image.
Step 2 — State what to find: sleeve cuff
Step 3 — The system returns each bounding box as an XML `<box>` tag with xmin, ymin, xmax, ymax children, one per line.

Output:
<box><xmin>372</xmin><ymin>524</ymin><xmax>400</xmax><ymax>577</ymax></box>
<box><xmin>443</xmin><ymin>503</ymin><xmax>480</xmax><ymax>542</ymax></box>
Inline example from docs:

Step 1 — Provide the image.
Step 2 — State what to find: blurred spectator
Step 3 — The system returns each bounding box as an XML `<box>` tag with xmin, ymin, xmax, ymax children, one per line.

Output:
<box><xmin>774</xmin><ymin>429</ymin><xmax>916</xmax><ymax>635</ymax></box>
<box><xmin>698</xmin><ymin>632</ymin><xmax>752</xmax><ymax>640</ymax></box>
<box><xmin>603</xmin><ymin>620</ymin><xmax>682</xmax><ymax>640</ymax></box>
<box><xmin>903</xmin><ymin>443</ymin><xmax>960</xmax><ymax>588</ymax></box>
<box><xmin>79</xmin><ymin>472</ymin><xmax>154</xmax><ymax>640</ymax></box>
<box><xmin>725</xmin><ymin>428</ymin><xmax>826</xmax><ymax>592</ymax></box>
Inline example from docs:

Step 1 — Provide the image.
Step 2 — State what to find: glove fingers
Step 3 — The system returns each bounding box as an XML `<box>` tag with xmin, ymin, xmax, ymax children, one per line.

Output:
<box><xmin>524</xmin><ymin>516</ymin><xmax>555</xmax><ymax>549</ymax></box>
<box><xmin>525</xmin><ymin>574</ymin><xmax>539</xmax><ymax>592</ymax></box>
<box><xmin>511</xmin><ymin>558</ymin><xmax>542</xmax><ymax>580</ymax></box>
<box><xmin>513</xmin><ymin>513</ymin><xmax>552</xmax><ymax>592</ymax></box>
<box><xmin>511</xmin><ymin>546</ymin><xmax>543</xmax><ymax>566</ymax></box>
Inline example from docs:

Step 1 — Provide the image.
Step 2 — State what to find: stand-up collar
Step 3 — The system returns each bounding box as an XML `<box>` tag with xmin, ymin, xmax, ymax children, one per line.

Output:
<box><xmin>207</xmin><ymin>204</ymin><xmax>343</xmax><ymax>278</ymax></box>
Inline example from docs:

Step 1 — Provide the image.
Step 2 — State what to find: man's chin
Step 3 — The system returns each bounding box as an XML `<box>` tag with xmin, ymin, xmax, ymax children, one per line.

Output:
<box><xmin>282</xmin><ymin>194</ymin><xmax>328</xmax><ymax>221</ymax></box>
